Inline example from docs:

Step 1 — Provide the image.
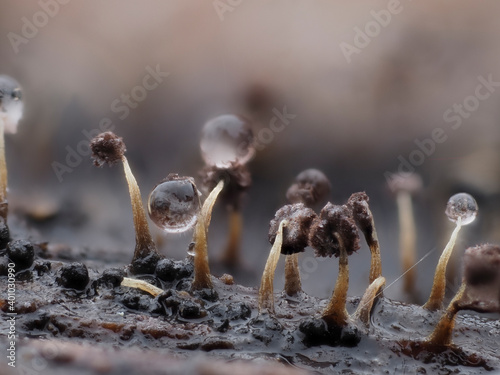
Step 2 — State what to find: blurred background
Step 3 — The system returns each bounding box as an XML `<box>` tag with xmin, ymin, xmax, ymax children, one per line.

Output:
<box><xmin>1</xmin><ymin>1</ymin><xmax>500</xmax><ymax>303</ymax></box>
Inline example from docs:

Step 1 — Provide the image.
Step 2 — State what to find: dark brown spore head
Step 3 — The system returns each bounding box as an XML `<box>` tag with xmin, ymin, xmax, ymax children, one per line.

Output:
<box><xmin>286</xmin><ymin>169</ymin><xmax>331</xmax><ymax>207</ymax></box>
<box><xmin>347</xmin><ymin>192</ymin><xmax>375</xmax><ymax>246</ymax></box>
<box><xmin>268</xmin><ymin>203</ymin><xmax>317</xmax><ymax>255</ymax></box>
<box><xmin>309</xmin><ymin>203</ymin><xmax>360</xmax><ymax>258</ymax></box>
<box><xmin>199</xmin><ymin>163</ymin><xmax>251</xmax><ymax>210</ymax></box>
<box><xmin>460</xmin><ymin>244</ymin><xmax>500</xmax><ymax>313</ymax></box>
<box><xmin>90</xmin><ymin>132</ymin><xmax>126</xmax><ymax>167</ymax></box>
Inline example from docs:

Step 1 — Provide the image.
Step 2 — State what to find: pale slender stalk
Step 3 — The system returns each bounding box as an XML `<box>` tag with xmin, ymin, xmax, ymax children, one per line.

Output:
<box><xmin>353</xmin><ymin>276</ymin><xmax>386</xmax><ymax>327</ymax></box>
<box><xmin>423</xmin><ymin>217</ymin><xmax>462</xmax><ymax>311</ymax></box>
<box><xmin>121</xmin><ymin>277</ymin><xmax>164</xmax><ymax>297</ymax></box>
<box><xmin>426</xmin><ymin>282</ymin><xmax>465</xmax><ymax>346</ymax></box>
<box><xmin>397</xmin><ymin>191</ymin><xmax>416</xmax><ymax>294</ymax></box>
<box><xmin>202</xmin><ymin>180</ymin><xmax>224</xmax><ymax>228</ymax></box>
<box><xmin>284</xmin><ymin>253</ymin><xmax>302</xmax><ymax>296</ymax></box>
<box><xmin>192</xmin><ymin>179</ymin><xmax>224</xmax><ymax>290</ymax></box>
<box><xmin>258</xmin><ymin>220</ymin><xmax>285</xmax><ymax>313</ymax></box>
<box><xmin>322</xmin><ymin>234</ymin><xmax>350</xmax><ymax>327</ymax></box>
<box><xmin>122</xmin><ymin>157</ymin><xmax>158</xmax><ymax>262</ymax></box>
<box><xmin>0</xmin><ymin>119</ymin><xmax>8</xmax><ymax>220</ymax></box>
<box><xmin>220</xmin><ymin>209</ymin><xmax>242</xmax><ymax>267</ymax></box>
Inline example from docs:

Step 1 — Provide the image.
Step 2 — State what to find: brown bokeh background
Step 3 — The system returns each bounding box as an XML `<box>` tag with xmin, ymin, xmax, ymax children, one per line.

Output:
<box><xmin>1</xmin><ymin>1</ymin><xmax>500</xmax><ymax>301</ymax></box>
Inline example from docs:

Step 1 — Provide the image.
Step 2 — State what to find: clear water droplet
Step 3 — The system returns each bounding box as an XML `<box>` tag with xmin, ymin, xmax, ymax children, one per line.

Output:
<box><xmin>148</xmin><ymin>174</ymin><xmax>201</xmax><ymax>233</ymax></box>
<box><xmin>0</xmin><ymin>75</ymin><xmax>24</xmax><ymax>134</ymax></box>
<box><xmin>200</xmin><ymin>114</ymin><xmax>254</xmax><ymax>168</ymax></box>
<box><xmin>445</xmin><ymin>193</ymin><xmax>478</xmax><ymax>225</ymax></box>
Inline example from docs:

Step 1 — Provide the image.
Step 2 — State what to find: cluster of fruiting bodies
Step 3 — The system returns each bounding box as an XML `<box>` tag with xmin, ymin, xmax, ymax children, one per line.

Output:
<box><xmin>1</xmin><ymin>74</ymin><xmax>500</xmax><ymax>372</ymax></box>
<box><xmin>87</xmin><ymin>113</ymin><xmax>499</xmax><ymax>350</ymax></box>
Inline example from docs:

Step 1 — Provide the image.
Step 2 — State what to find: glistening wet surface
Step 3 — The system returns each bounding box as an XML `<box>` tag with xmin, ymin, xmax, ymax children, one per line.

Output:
<box><xmin>1</xmin><ymin>240</ymin><xmax>499</xmax><ymax>375</ymax></box>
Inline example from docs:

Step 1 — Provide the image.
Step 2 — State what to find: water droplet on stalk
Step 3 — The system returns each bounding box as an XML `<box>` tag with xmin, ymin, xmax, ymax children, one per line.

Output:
<box><xmin>148</xmin><ymin>174</ymin><xmax>201</xmax><ymax>233</ymax></box>
<box><xmin>445</xmin><ymin>193</ymin><xmax>478</xmax><ymax>225</ymax></box>
<box><xmin>0</xmin><ymin>75</ymin><xmax>24</xmax><ymax>134</ymax></box>
<box><xmin>200</xmin><ymin>114</ymin><xmax>254</xmax><ymax>168</ymax></box>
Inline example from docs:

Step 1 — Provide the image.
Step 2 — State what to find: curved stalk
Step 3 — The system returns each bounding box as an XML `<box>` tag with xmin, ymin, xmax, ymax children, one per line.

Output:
<box><xmin>423</xmin><ymin>217</ymin><xmax>462</xmax><ymax>311</ymax></box>
<box><xmin>192</xmin><ymin>179</ymin><xmax>224</xmax><ymax>290</ymax></box>
<box><xmin>122</xmin><ymin>157</ymin><xmax>160</xmax><ymax>271</ymax></box>
<box><xmin>353</xmin><ymin>276</ymin><xmax>386</xmax><ymax>327</ymax></box>
<box><xmin>426</xmin><ymin>282</ymin><xmax>465</xmax><ymax>346</ymax></box>
<box><xmin>258</xmin><ymin>220</ymin><xmax>285</xmax><ymax>313</ymax></box>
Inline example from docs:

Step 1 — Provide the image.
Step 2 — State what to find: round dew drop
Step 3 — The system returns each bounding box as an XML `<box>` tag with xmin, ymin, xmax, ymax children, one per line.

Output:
<box><xmin>148</xmin><ymin>176</ymin><xmax>201</xmax><ymax>233</ymax></box>
<box><xmin>200</xmin><ymin>114</ymin><xmax>255</xmax><ymax>168</ymax></box>
<box><xmin>445</xmin><ymin>193</ymin><xmax>478</xmax><ymax>225</ymax></box>
<box><xmin>0</xmin><ymin>75</ymin><xmax>24</xmax><ymax>134</ymax></box>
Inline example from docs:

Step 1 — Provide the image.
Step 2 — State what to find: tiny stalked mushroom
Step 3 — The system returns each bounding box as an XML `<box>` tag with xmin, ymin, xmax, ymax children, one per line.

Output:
<box><xmin>347</xmin><ymin>192</ymin><xmax>382</xmax><ymax>284</ymax></box>
<box><xmin>426</xmin><ymin>244</ymin><xmax>500</xmax><ymax>346</ymax></box>
<box><xmin>309</xmin><ymin>203</ymin><xmax>360</xmax><ymax>327</ymax></box>
<box><xmin>199</xmin><ymin>114</ymin><xmax>255</xmax><ymax>269</ymax></box>
<box><xmin>90</xmin><ymin>132</ymin><xmax>161</xmax><ymax>274</ymax></box>
<box><xmin>387</xmin><ymin>172</ymin><xmax>422</xmax><ymax>297</ymax></box>
<box><xmin>268</xmin><ymin>203</ymin><xmax>317</xmax><ymax>296</ymax></box>
<box><xmin>200</xmin><ymin>163</ymin><xmax>251</xmax><ymax>268</ymax></box>
<box><xmin>423</xmin><ymin>192</ymin><xmax>478</xmax><ymax>310</ymax></box>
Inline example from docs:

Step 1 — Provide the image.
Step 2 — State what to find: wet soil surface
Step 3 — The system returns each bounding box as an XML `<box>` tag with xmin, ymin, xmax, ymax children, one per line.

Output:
<box><xmin>1</xmin><ymin>236</ymin><xmax>499</xmax><ymax>375</ymax></box>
